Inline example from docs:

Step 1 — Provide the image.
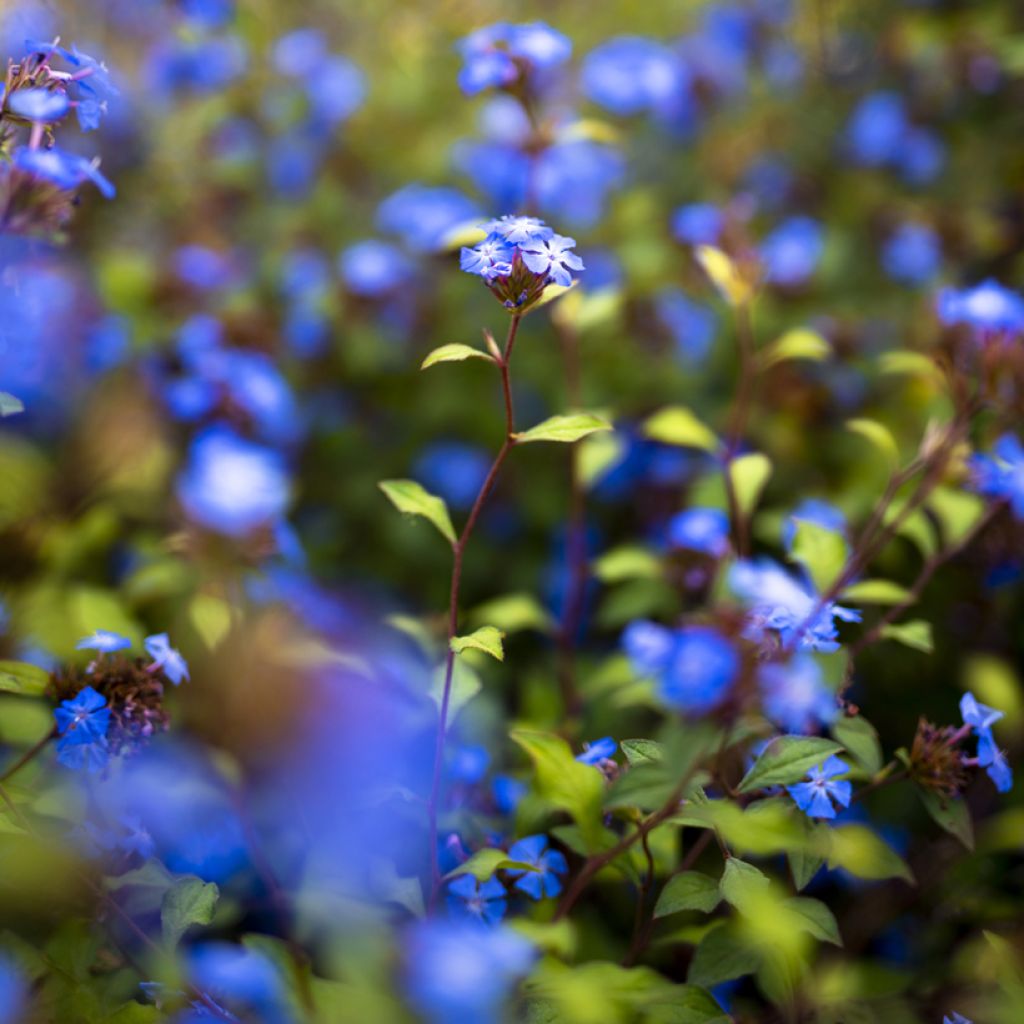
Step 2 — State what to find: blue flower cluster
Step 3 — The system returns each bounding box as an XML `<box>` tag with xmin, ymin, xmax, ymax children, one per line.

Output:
<box><xmin>970</xmin><ymin>434</ymin><xmax>1024</xmax><ymax>519</ymax></box>
<box><xmin>461</xmin><ymin>214</ymin><xmax>584</xmax><ymax>309</ymax></box>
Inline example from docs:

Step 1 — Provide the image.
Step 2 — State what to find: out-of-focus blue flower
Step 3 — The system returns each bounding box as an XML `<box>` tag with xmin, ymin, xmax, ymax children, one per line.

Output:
<box><xmin>576</xmin><ymin>736</ymin><xmax>616</xmax><ymax>765</ymax></box>
<box><xmin>783</xmin><ymin>498</ymin><xmax>847</xmax><ymax>553</ymax></box>
<box><xmin>760</xmin><ymin>655</ymin><xmax>838</xmax><ymax>734</ymax></box>
<box><xmin>449</xmin><ymin>744</ymin><xmax>490</xmax><ymax>785</ymax></box>
<box><xmin>7</xmin><ymin>86</ymin><xmax>69</xmax><ymax>121</ymax></box>
<box><xmin>519</xmin><ymin>233</ymin><xmax>584</xmax><ymax>287</ymax></box>
<box><xmin>339</xmin><ymin>240</ymin><xmax>413</xmax><ymax>297</ymax></box>
<box><xmin>404</xmin><ymin>920</ymin><xmax>535</xmax><ymax>1024</ymax></box>
<box><xmin>492</xmin><ymin>775</ymin><xmax>526</xmax><ymax>814</ymax></box>
<box><xmin>729</xmin><ymin>559</ymin><xmax>861</xmax><ymax>653</ymax></box>
<box><xmin>0</xmin><ymin>957</ymin><xmax>26</xmax><ymax>1024</ymax></box>
<box><xmin>455</xmin><ymin>139</ymin><xmax>530</xmax><ymax>212</ymax></box>
<box><xmin>761</xmin><ymin>216</ymin><xmax>824</xmax><ymax>286</ymax></box>
<box><xmin>377</xmin><ymin>184</ymin><xmax>480</xmax><ymax>252</ymax></box>
<box><xmin>447</xmin><ymin>875</ymin><xmax>507</xmax><ymax>924</ymax></box>
<box><xmin>54</xmin><ymin>686</ymin><xmax>111</xmax><ymax>744</ymax></box>
<box><xmin>581</xmin><ymin>36</ymin><xmax>688</xmax><ymax>116</ymax></box>
<box><xmin>623</xmin><ymin>621</ymin><xmax>739</xmax><ymax>713</ymax></box>
<box><xmin>266</xmin><ymin>127</ymin><xmax>323</xmax><ymax>198</ymax></box>
<box><xmin>505</xmin><ymin>834</ymin><xmax>568</xmax><ymax>899</ymax></box>
<box><xmin>743</xmin><ymin>156</ymin><xmax>793</xmax><ymax>210</ymax></box>
<box><xmin>413</xmin><ymin>441</ymin><xmax>491</xmax><ymax>510</ymax></box>
<box><xmin>281</xmin><ymin>248</ymin><xmax>331</xmax><ymax>298</ymax></box>
<box><xmin>666</xmin><ymin>508</ymin><xmax>729</xmax><ymax>557</ymax></box>
<box><xmin>144</xmin><ymin>633</ymin><xmax>189</xmax><ymax>685</ymax></box>
<box><xmin>845</xmin><ymin>92</ymin><xmax>906</xmax><ymax>166</ymax></box>
<box><xmin>272</xmin><ymin>28</ymin><xmax>328</xmax><ymax>76</ymax></box>
<box><xmin>762</xmin><ymin>40</ymin><xmax>803</xmax><ymax>87</ymax></box>
<box><xmin>961</xmin><ymin>692</ymin><xmax>1013</xmax><ymax>792</ymax></box>
<box><xmin>173</xmin><ymin>245</ymin><xmax>236</xmax><ymax>291</ymax></box>
<box><xmin>187</xmin><ymin>944</ymin><xmax>288</xmax><ymax>1023</ymax></box>
<box><xmin>86</xmin><ymin>315</ymin><xmax>131</xmax><ymax>371</ymax></box>
<box><xmin>177</xmin><ymin>425</ymin><xmax>290</xmax><ymax>536</ymax></box>
<box><xmin>938</xmin><ymin>281</ymin><xmax>1024</xmax><ymax>338</ymax></box>
<box><xmin>306</xmin><ymin>55</ymin><xmax>365</xmax><ymax>124</ymax></box>
<box><xmin>13</xmin><ymin>146</ymin><xmax>115</xmax><ymax>197</ymax></box>
<box><xmin>898</xmin><ymin>128</ymin><xmax>944</xmax><ymax>185</ymax></box>
<box><xmin>534</xmin><ymin>140</ymin><xmax>625</xmax><ymax>227</ymax></box>
<box><xmin>181</xmin><ymin>0</ymin><xmax>235</xmax><ymax>28</ymax></box>
<box><xmin>943</xmin><ymin>1014</ymin><xmax>972</xmax><ymax>1024</ymax></box>
<box><xmin>76</xmin><ymin>629</ymin><xmax>131</xmax><ymax>653</ymax></box>
<box><xmin>671</xmin><ymin>203</ymin><xmax>724</xmax><ymax>246</ymax></box>
<box><xmin>457</xmin><ymin>22</ymin><xmax>571</xmax><ymax>96</ymax></box>
<box><xmin>881</xmin><ymin>223</ymin><xmax>940</xmax><ymax>284</ymax></box>
<box><xmin>147</xmin><ymin>35</ymin><xmax>247</xmax><ymax>97</ymax></box>
<box><xmin>655</xmin><ymin>288</ymin><xmax>717</xmax><ymax>363</ymax></box>
<box><xmin>787</xmin><ymin>756</ymin><xmax>852</xmax><ymax>819</ymax></box>
<box><xmin>970</xmin><ymin>435</ymin><xmax>1024</xmax><ymax>518</ymax></box>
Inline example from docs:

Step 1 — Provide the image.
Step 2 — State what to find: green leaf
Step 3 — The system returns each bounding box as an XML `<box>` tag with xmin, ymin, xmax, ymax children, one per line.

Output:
<box><xmin>928</xmin><ymin>486</ymin><xmax>985</xmax><ymax>549</ymax></box>
<box><xmin>511</xmin><ymin>729</ymin><xmax>604</xmax><ymax>849</ymax></box>
<box><xmin>826</xmin><ymin>825</ymin><xmax>914</xmax><ymax>883</ymax></box>
<box><xmin>0</xmin><ymin>393</ymin><xmax>25</xmax><ymax>417</ymax></box>
<box><xmin>579</xmin><ymin>431</ymin><xmax>626</xmax><ymax>489</ymax></box>
<box><xmin>846</xmin><ymin>418</ymin><xmax>899</xmax><ymax>468</ymax></box>
<box><xmin>604</xmin><ymin>761</ymin><xmax>679</xmax><ymax>811</ymax></box>
<box><xmin>620</xmin><ymin>739</ymin><xmax>664</xmax><ymax>766</ymax></box>
<box><xmin>918</xmin><ymin>788</ymin><xmax>974</xmax><ymax>851</ymax></box>
<box><xmin>695</xmin><ymin>246</ymin><xmax>753</xmax><ymax>306</ymax></box>
<box><xmin>450</xmin><ymin>625</ymin><xmax>505</xmax><ymax>661</ymax></box>
<box><xmin>787</xmin><ymin>848</ymin><xmax>825</xmax><ymax>892</ymax></box>
<box><xmin>642</xmin><ymin>406</ymin><xmax>719</xmax><ymax>452</ymax></box>
<box><xmin>878</xmin><ymin>351</ymin><xmax>941</xmax><ymax>379</ymax></box>
<box><xmin>879</xmin><ymin>619</ymin><xmax>933</xmax><ymax>653</ymax></box>
<box><xmin>737</xmin><ymin>736</ymin><xmax>843</xmax><ymax>793</ymax></box>
<box><xmin>688</xmin><ymin>924</ymin><xmax>761</xmax><ymax>988</ymax></box>
<box><xmin>0</xmin><ymin>660</ymin><xmax>49</xmax><ymax>697</ymax></box>
<box><xmin>445</xmin><ymin>847</ymin><xmax>538</xmax><ymax>881</ymax></box>
<box><xmin>592</xmin><ymin>546</ymin><xmax>662</xmax><ymax>583</ymax></box>
<box><xmin>420</xmin><ymin>343</ymin><xmax>494</xmax><ymax>369</ymax></box>
<box><xmin>655</xmin><ymin>872</ymin><xmax>721</xmax><ymax>918</ymax></box>
<box><xmin>188</xmin><ymin>593</ymin><xmax>232</xmax><ymax>650</ymax></box>
<box><xmin>719</xmin><ymin>858</ymin><xmax>770</xmax><ymax>912</ymax></box>
<box><xmin>378</xmin><ymin>479</ymin><xmax>456</xmax><ymax>545</ymax></box>
<box><xmin>789</xmin><ymin>519</ymin><xmax>848</xmax><ymax>593</ymax></box>
<box><xmin>514</xmin><ymin>412</ymin><xmax>612</xmax><ymax>444</ymax></box>
<box><xmin>429</xmin><ymin>659</ymin><xmax>481</xmax><ymax>720</ymax></box>
<box><xmin>840</xmin><ymin>579</ymin><xmax>913</xmax><ymax>604</ymax></box>
<box><xmin>161</xmin><ymin>875</ymin><xmax>219</xmax><ymax>947</ymax></box>
<box><xmin>831</xmin><ymin>716</ymin><xmax>883</xmax><ymax>775</ymax></box>
<box><xmin>471</xmin><ymin>593</ymin><xmax>555</xmax><ymax>634</ymax></box>
<box><xmin>759</xmin><ymin>328</ymin><xmax>831</xmax><ymax>368</ymax></box>
<box><xmin>726</xmin><ymin>453</ymin><xmax>772</xmax><ymax>518</ymax></box>
<box><xmin>784</xmin><ymin>896</ymin><xmax>842</xmax><ymax>946</ymax></box>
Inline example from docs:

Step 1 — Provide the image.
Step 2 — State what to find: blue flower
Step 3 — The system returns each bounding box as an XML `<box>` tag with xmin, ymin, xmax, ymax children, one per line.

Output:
<box><xmin>413</xmin><ymin>441</ymin><xmax>492</xmax><ymax>510</ymax></box>
<box><xmin>655</xmin><ymin>288</ymin><xmax>717</xmax><ymax>363</ymax></box>
<box><xmin>54</xmin><ymin>686</ymin><xmax>111</xmax><ymax>744</ymax></box>
<box><xmin>729</xmin><ymin>559</ymin><xmax>861</xmax><ymax>653</ymax></box>
<box><xmin>272</xmin><ymin>29</ymin><xmax>328</xmax><ymax>77</ymax></box>
<box><xmin>624</xmin><ymin>622</ymin><xmax>739</xmax><ymax>713</ymax></box>
<box><xmin>787</xmin><ymin>756</ymin><xmax>852</xmax><ymax>819</ymax></box>
<box><xmin>306</xmin><ymin>55</ymin><xmax>365</xmax><ymax>125</ymax></box>
<box><xmin>576</xmin><ymin>736</ymin><xmax>617</xmax><ymax>765</ymax></box>
<box><xmin>7</xmin><ymin>86</ymin><xmax>69</xmax><ymax>121</ymax></box>
<box><xmin>377</xmin><ymin>185</ymin><xmax>480</xmax><ymax>252</ymax></box>
<box><xmin>961</xmin><ymin>692</ymin><xmax>1013</xmax><ymax>793</ymax></box>
<box><xmin>0</xmin><ymin>957</ymin><xmax>26</xmax><ymax>1024</ymax></box>
<box><xmin>960</xmin><ymin>692</ymin><xmax>1004</xmax><ymax>734</ymax></box>
<box><xmin>581</xmin><ymin>37</ymin><xmax>687</xmax><ymax>116</ymax></box>
<box><xmin>187</xmin><ymin>944</ymin><xmax>288</xmax><ymax>1022</ymax></box>
<box><xmin>760</xmin><ymin>655</ymin><xmax>839</xmax><ymax>734</ymax></box>
<box><xmin>845</xmin><ymin>92</ymin><xmax>906</xmax><ymax>166</ymax></box>
<box><xmin>338</xmin><ymin>240</ymin><xmax>413</xmax><ymax>297</ymax></box>
<box><xmin>176</xmin><ymin>425</ymin><xmax>290</xmax><ymax>536</ymax></box>
<box><xmin>505</xmin><ymin>834</ymin><xmax>568</xmax><ymax>899</ymax></box>
<box><xmin>519</xmin><ymin>233</ymin><xmax>584</xmax><ymax>287</ymax></box>
<box><xmin>481</xmin><ymin>214</ymin><xmax>552</xmax><ymax>245</ymax></box>
<box><xmin>938</xmin><ymin>280</ymin><xmax>1024</xmax><ymax>337</ymax></box>
<box><xmin>76</xmin><ymin>629</ymin><xmax>132</xmax><ymax>653</ymax></box>
<box><xmin>970</xmin><ymin>435</ymin><xmax>1024</xmax><ymax>518</ymax></box>
<box><xmin>460</xmin><ymin>232</ymin><xmax>515</xmax><ymax>279</ymax></box>
<box><xmin>761</xmin><ymin>216</ymin><xmax>824</xmax><ymax>287</ymax></box>
<box><xmin>457</xmin><ymin>23</ymin><xmax>571</xmax><ymax>96</ymax></box>
<box><xmin>943</xmin><ymin>1015</ymin><xmax>972</xmax><ymax>1024</ymax></box>
<box><xmin>173</xmin><ymin>245</ymin><xmax>236</xmax><ymax>291</ymax></box>
<box><xmin>535</xmin><ymin>140</ymin><xmax>625</xmax><ymax>228</ymax></box>
<box><xmin>144</xmin><ymin>633</ymin><xmax>189</xmax><ymax>685</ymax></box>
<box><xmin>13</xmin><ymin>147</ymin><xmax>115</xmax><ymax>197</ymax></box>
<box><xmin>783</xmin><ymin>499</ymin><xmax>848</xmax><ymax>553</ymax></box>
<box><xmin>666</xmin><ymin>508</ymin><xmax>730</xmax><ymax>557</ymax></box>
<box><xmin>492</xmin><ymin>775</ymin><xmax>526</xmax><ymax>814</ymax></box>
<box><xmin>671</xmin><ymin>203</ymin><xmax>724</xmax><ymax>246</ymax></box>
<box><xmin>446</xmin><ymin>875</ymin><xmax>507</xmax><ymax>924</ymax></box>
<box><xmin>404</xmin><ymin>920</ymin><xmax>535</xmax><ymax>1024</ymax></box>
<box><xmin>898</xmin><ymin>128</ymin><xmax>944</xmax><ymax>185</ymax></box>
<box><xmin>881</xmin><ymin>223</ymin><xmax>940</xmax><ymax>285</ymax></box>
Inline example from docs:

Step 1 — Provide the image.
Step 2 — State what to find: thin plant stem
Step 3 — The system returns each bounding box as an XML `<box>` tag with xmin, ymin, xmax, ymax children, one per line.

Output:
<box><xmin>723</xmin><ymin>301</ymin><xmax>757</xmax><ymax>558</ymax></box>
<box><xmin>0</xmin><ymin>726</ymin><xmax>55</xmax><ymax>782</ymax></box>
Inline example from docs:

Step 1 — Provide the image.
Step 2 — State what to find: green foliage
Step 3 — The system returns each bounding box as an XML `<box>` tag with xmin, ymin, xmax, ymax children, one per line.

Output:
<box><xmin>377</xmin><ymin>479</ymin><xmax>457</xmax><ymax>545</ymax></box>
<box><xmin>879</xmin><ymin>620</ymin><xmax>934</xmax><ymax>653</ymax></box>
<box><xmin>790</xmin><ymin>519</ymin><xmax>848</xmax><ymax>593</ymax></box>
<box><xmin>450</xmin><ymin>625</ymin><xmax>505</xmax><ymax>661</ymax></box>
<box><xmin>642</xmin><ymin>406</ymin><xmax>719</xmax><ymax>452</ymax></box>
<box><xmin>161</xmin><ymin>875</ymin><xmax>219</xmax><ymax>947</ymax></box>
<box><xmin>420</xmin><ymin>342</ymin><xmax>494</xmax><ymax>369</ymax></box>
<box><xmin>445</xmin><ymin>848</ymin><xmax>538</xmax><ymax>881</ymax></box>
<box><xmin>654</xmin><ymin>872</ymin><xmax>721</xmax><ymax>918</ymax></box>
<box><xmin>738</xmin><ymin>736</ymin><xmax>844</xmax><ymax>792</ymax></box>
<box><xmin>514</xmin><ymin>412</ymin><xmax>613</xmax><ymax>444</ymax></box>
<box><xmin>831</xmin><ymin>716</ymin><xmax>884</xmax><ymax>775</ymax></box>
<box><xmin>726</xmin><ymin>453</ymin><xmax>772</xmax><ymax>518</ymax></box>
<box><xmin>0</xmin><ymin>661</ymin><xmax>49</xmax><ymax>697</ymax></box>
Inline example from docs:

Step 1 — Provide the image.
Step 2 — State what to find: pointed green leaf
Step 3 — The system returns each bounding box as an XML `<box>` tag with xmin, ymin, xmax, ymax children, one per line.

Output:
<box><xmin>421</xmin><ymin>343</ymin><xmax>494</xmax><ymax>369</ymax></box>
<box><xmin>514</xmin><ymin>413</ymin><xmax>612</xmax><ymax>444</ymax></box>
<box><xmin>592</xmin><ymin>546</ymin><xmax>662</xmax><ymax>583</ymax></box>
<box><xmin>918</xmin><ymin>788</ymin><xmax>974</xmax><ymax>851</ymax></box>
<box><xmin>446</xmin><ymin>847</ymin><xmax>539</xmax><ymax>881</ymax></box>
<box><xmin>643</xmin><ymin>406</ymin><xmax>719</xmax><ymax>452</ymax></box>
<box><xmin>831</xmin><ymin>716</ymin><xmax>883</xmax><ymax>775</ymax></box>
<box><xmin>620</xmin><ymin>739</ymin><xmax>664</xmax><ymax>766</ymax></box>
<box><xmin>790</xmin><ymin>519</ymin><xmax>848</xmax><ymax>593</ymax></box>
<box><xmin>880</xmin><ymin>619</ymin><xmax>933</xmax><ymax>653</ymax></box>
<box><xmin>378</xmin><ymin>479</ymin><xmax>456</xmax><ymax>545</ymax></box>
<box><xmin>719</xmin><ymin>858</ymin><xmax>770</xmax><ymax>912</ymax></box>
<box><xmin>727</xmin><ymin>453</ymin><xmax>772</xmax><ymax>518</ymax></box>
<box><xmin>655</xmin><ymin>872</ymin><xmax>721</xmax><ymax>918</ymax></box>
<box><xmin>688</xmin><ymin>924</ymin><xmax>761</xmax><ymax>988</ymax></box>
<box><xmin>826</xmin><ymin>825</ymin><xmax>914</xmax><ymax>883</ymax></box>
<box><xmin>784</xmin><ymin>896</ymin><xmax>842</xmax><ymax>945</ymax></box>
<box><xmin>161</xmin><ymin>876</ymin><xmax>218</xmax><ymax>947</ymax></box>
<box><xmin>738</xmin><ymin>736</ymin><xmax>843</xmax><ymax>793</ymax></box>
<box><xmin>840</xmin><ymin>579</ymin><xmax>913</xmax><ymax>604</ymax></box>
<box><xmin>760</xmin><ymin>329</ymin><xmax>831</xmax><ymax>368</ymax></box>
<box><xmin>787</xmin><ymin>848</ymin><xmax>825</xmax><ymax>892</ymax></box>
<box><xmin>450</xmin><ymin>625</ymin><xmax>505</xmax><ymax>661</ymax></box>
<box><xmin>847</xmin><ymin>418</ymin><xmax>899</xmax><ymax>468</ymax></box>
<box><xmin>0</xmin><ymin>393</ymin><xmax>24</xmax><ymax>417</ymax></box>
<box><xmin>471</xmin><ymin>593</ymin><xmax>555</xmax><ymax>634</ymax></box>
<box><xmin>0</xmin><ymin>660</ymin><xmax>49</xmax><ymax>697</ymax></box>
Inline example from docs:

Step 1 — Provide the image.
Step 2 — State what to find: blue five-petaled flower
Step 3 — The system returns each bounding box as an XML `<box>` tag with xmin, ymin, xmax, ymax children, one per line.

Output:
<box><xmin>76</xmin><ymin>629</ymin><xmax>132</xmax><ymax>653</ymax></box>
<box><xmin>505</xmin><ymin>834</ymin><xmax>568</xmax><ymax>900</ymax></box>
<box><xmin>787</xmin><ymin>756</ymin><xmax>852</xmax><ymax>819</ymax></box>
<box><xmin>969</xmin><ymin>434</ymin><xmax>1024</xmax><ymax>520</ymax></box>
<box><xmin>960</xmin><ymin>692</ymin><xmax>1013</xmax><ymax>793</ymax></box>
<box><xmin>53</xmin><ymin>686</ymin><xmax>111</xmax><ymax>773</ymax></box>
<box><xmin>144</xmin><ymin>633</ymin><xmax>190</xmax><ymax>685</ymax></box>
<box><xmin>446</xmin><ymin>875</ymin><xmax>507</xmax><ymax>925</ymax></box>
<box><xmin>576</xmin><ymin>736</ymin><xmax>616</xmax><ymax>765</ymax></box>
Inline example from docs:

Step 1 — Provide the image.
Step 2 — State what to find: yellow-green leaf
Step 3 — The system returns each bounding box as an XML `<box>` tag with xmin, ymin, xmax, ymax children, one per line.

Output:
<box><xmin>695</xmin><ymin>245</ymin><xmax>753</xmax><ymax>306</ymax></box>
<box><xmin>841</xmin><ymin>579</ymin><xmax>913</xmax><ymax>604</ymax></box>
<box><xmin>592</xmin><ymin>546</ymin><xmax>662</xmax><ymax>583</ymax></box>
<box><xmin>789</xmin><ymin>519</ymin><xmax>848</xmax><ymax>594</ymax></box>
<box><xmin>879</xmin><ymin>619</ymin><xmax>933</xmax><ymax>653</ymax></box>
<box><xmin>727</xmin><ymin>453</ymin><xmax>772</xmax><ymax>518</ymax></box>
<box><xmin>760</xmin><ymin>329</ymin><xmax>831</xmax><ymax>368</ymax></box>
<box><xmin>643</xmin><ymin>406</ymin><xmax>719</xmax><ymax>452</ymax></box>
<box><xmin>0</xmin><ymin>661</ymin><xmax>48</xmax><ymax>697</ymax></box>
<box><xmin>515</xmin><ymin>413</ymin><xmax>612</xmax><ymax>444</ymax></box>
<box><xmin>450</xmin><ymin>625</ymin><xmax>505</xmax><ymax>661</ymax></box>
<box><xmin>846</xmin><ymin>418</ymin><xmax>899</xmax><ymax>468</ymax></box>
<box><xmin>826</xmin><ymin>825</ymin><xmax>914</xmax><ymax>883</ymax></box>
<box><xmin>420</xmin><ymin>343</ymin><xmax>494</xmax><ymax>369</ymax></box>
<box><xmin>378</xmin><ymin>479</ymin><xmax>456</xmax><ymax>545</ymax></box>
<box><xmin>445</xmin><ymin>848</ymin><xmax>538</xmax><ymax>881</ymax></box>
